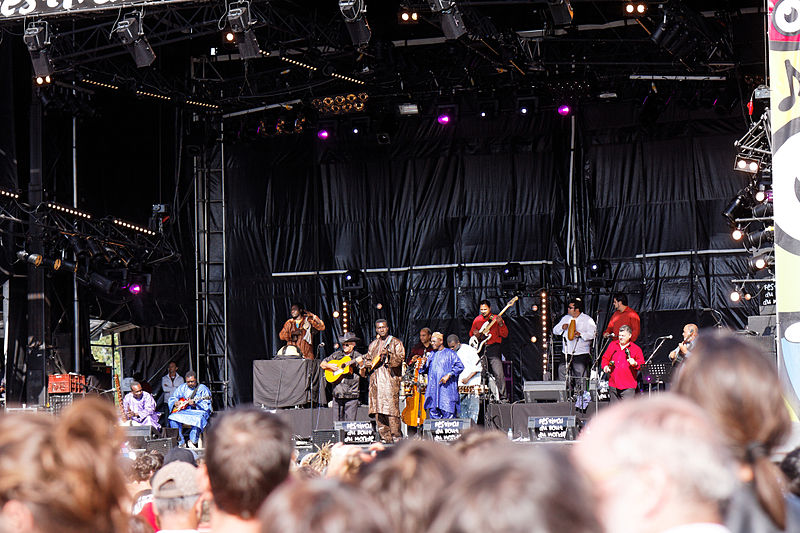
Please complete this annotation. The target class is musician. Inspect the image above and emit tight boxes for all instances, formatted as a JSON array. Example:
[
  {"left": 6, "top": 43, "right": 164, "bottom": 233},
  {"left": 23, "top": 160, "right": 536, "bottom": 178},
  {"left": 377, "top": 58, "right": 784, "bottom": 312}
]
[
  {"left": 361, "top": 319, "right": 405, "bottom": 443},
  {"left": 279, "top": 304, "right": 325, "bottom": 359},
  {"left": 602, "top": 293, "right": 641, "bottom": 342},
  {"left": 408, "top": 327, "right": 434, "bottom": 365},
  {"left": 448, "top": 334, "right": 481, "bottom": 423},
  {"left": 167, "top": 371, "right": 212, "bottom": 448},
  {"left": 122, "top": 381, "right": 161, "bottom": 430},
  {"left": 553, "top": 298, "right": 596, "bottom": 398},
  {"left": 420, "top": 332, "right": 464, "bottom": 419},
  {"left": 469, "top": 300, "right": 509, "bottom": 403},
  {"left": 320, "top": 332, "right": 363, "bottom": 422},
  {"left": 669, "top": 323, "right": 698, "bottom": 365},
  {"left": 601, "top": 325, "right": 644, "bottom": 402}
]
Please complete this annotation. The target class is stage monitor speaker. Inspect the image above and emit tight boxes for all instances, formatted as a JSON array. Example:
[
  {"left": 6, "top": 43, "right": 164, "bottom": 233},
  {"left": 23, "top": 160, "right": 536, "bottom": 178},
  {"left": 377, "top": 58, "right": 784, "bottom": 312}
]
[
  {"left": 312, "top": 430, "right": 338, "bottom": 448},
  {"left": 124, "top": 425, "right": 156, "bottom": 449},
  {"left": 145, "top": 437, "right": 176, "bottom": 454},
  {"left": 528, "top": 415, "right": 577, "bottom": 441},
  {"left": 523, "top": 381, "right": 567, "bottom": 403}
]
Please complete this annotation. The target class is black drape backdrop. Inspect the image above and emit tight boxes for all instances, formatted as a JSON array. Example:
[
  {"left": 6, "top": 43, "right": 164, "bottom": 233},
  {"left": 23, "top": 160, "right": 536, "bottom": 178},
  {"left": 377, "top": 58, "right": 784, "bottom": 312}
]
[{"left": 222, "top": 101, "right": 757, "bottom": 403}]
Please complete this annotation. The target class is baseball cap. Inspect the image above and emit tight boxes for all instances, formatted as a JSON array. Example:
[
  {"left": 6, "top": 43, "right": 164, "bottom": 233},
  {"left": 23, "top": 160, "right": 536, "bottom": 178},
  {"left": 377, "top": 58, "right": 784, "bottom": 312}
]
[{"left": 151, "top": 461, "right": 201, "bottom": 499}]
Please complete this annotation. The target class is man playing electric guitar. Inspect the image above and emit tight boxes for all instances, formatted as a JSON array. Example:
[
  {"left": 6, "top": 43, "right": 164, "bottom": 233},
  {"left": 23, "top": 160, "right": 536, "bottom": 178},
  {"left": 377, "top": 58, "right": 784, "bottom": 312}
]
[
  {"left": 469, "top": 299, "right": 510, "bottom": 403},
  {"left": 320, "top": 332, "right": 363, "bottom": 421},
  {"left": 167, "top": 371, "right": 212, "bottom": 448}
]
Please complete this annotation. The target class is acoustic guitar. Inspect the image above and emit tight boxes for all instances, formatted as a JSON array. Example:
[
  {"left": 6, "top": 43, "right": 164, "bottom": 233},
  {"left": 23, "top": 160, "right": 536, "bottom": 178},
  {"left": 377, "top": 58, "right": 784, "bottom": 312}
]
[
  {"left": 324, "top": 355, "right": 365, "bottom": 383},
  {"left": 469, "top": 296, "right": 519, "bottom": 352}
]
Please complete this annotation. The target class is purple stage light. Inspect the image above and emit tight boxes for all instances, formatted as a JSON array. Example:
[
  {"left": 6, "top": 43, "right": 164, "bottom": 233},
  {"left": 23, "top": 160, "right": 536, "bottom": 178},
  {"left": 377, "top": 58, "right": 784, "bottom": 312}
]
[
  {"left": 128, "top": 283, "right": 142, "bottom": 295},
  {"left": 437, "top": 114, "right": 450, "bottom": 125},
  {"left": 317, "top": 129, "right": 329, "bottom": 140},
  {"left": 557, "top": 104, "right": 571, "bottom": 116}
]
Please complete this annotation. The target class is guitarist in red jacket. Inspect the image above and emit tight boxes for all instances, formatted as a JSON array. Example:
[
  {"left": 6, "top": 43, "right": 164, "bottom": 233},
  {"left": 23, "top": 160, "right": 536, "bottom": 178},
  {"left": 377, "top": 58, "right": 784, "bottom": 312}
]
[{"left": 469, "top": 300, "right": 510, "bottom": 403}]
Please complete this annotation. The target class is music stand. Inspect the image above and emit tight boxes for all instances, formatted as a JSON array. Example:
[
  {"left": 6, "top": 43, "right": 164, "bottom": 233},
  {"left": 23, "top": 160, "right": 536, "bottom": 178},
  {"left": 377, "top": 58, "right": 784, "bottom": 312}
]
[{"left": 639, "top": 363, "right": 670, "bottom": 395}]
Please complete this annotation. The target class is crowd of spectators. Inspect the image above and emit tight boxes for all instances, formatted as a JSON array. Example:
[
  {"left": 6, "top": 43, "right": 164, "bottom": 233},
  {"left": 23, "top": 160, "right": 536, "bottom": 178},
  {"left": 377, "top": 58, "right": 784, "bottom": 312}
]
[{"left": 1, "top": 331, "right": 800, "bottom": 533}]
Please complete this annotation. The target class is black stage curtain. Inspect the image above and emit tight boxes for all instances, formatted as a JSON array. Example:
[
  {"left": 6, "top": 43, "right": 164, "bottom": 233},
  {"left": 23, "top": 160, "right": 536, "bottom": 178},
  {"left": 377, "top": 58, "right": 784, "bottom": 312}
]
[{"left": 223, "top": 101, "right": 753, "bottom": 403}]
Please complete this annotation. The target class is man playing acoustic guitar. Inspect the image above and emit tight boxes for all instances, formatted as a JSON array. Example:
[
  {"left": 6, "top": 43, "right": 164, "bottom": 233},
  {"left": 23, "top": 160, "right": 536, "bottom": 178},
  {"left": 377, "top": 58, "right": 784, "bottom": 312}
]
[
  {"left": 469, "top": 300, "right": 509, "bottom": 403},
  {"left": 320, "top": 332, "right": 363, "bottom": 422},
  {"left": 167, "top": 371, "right": 212, "bottom": 448}
]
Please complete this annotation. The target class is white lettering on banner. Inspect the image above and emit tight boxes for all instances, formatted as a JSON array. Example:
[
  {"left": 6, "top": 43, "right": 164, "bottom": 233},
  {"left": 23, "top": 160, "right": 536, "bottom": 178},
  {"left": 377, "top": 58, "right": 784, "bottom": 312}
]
[{"left": 1, "top": 0, "right": 36, "bottom": 18}]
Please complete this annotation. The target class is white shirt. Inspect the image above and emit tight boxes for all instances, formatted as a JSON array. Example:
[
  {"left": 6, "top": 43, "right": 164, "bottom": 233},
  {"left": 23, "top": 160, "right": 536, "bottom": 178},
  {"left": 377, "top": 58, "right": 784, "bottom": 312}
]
[
  {"left": 161, "top": 373, "right": 185, "bottom": 401},
  {"left": 456, "top": 344, "right": 482, "bottom": 386},
  {"left": 553, "top": 312, "right": 597, "bottom": 355}
]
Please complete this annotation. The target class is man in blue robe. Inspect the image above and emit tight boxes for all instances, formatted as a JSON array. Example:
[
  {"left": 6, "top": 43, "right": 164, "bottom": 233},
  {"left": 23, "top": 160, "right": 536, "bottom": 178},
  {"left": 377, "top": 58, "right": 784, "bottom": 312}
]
[
  {"left": 168, "top": 371, "right": 212, "bottom": 448},
  {"left": 421, "top": 332, "right": 464, "bottom": 419}
]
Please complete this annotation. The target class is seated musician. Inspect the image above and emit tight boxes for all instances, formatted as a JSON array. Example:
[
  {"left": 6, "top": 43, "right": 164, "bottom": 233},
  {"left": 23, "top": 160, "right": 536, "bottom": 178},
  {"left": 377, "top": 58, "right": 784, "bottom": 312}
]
[
  {"left": 320, "top": 332, "right": 363, "bottom": 422},
  {"left": 167, "top": 371, "right": 212, "bottom": 448},
  {"left": 122, "top": 380, "right": 161, "bottom": 431}
]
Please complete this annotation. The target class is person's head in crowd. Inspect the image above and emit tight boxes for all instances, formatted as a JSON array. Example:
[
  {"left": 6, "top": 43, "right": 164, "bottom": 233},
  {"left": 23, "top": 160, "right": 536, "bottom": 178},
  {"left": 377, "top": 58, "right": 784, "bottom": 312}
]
[
  {"left": 129, "top": 514, "right": 155, "bottom": 533},
  {"left": 133, "top": 451, "right": 164, "bottom": 483},
  {"left": 573, "top": 395, "right": 738, "bottom": 533},
  {"left": 674, "top": 332, "right": 792, "bottom": 529},
  {"left": 151, "top": 461, "right": 203, "bottom": 531},
  {"left": 446, "top": 334, "right": 460, "bottom": 351},
  {"left": 780, "top": 448, "right": 800, "bottom": 498},
  {"left": 259, "top": 479, "right": 389, "bottom": 533},
  {"left": 452, "top": 428, "right": 510, "bottom": 458},
  {"left": 164, "top": 447, "right": 198, "bottom": 467},
  {"left": 357, "top": 439, "right": 458, "bottom": 532},
  {"left": 427, "top": 444, "right": 601, "bottom": 533},
  {"left": 203, "top": 407, "right": 292, "bottom": 530},
  {"left": 0, "top": 397, "right": 129, "bottom": 533},
  {"left": 419, "top": 328, "right": 432, "bottom": 346}
]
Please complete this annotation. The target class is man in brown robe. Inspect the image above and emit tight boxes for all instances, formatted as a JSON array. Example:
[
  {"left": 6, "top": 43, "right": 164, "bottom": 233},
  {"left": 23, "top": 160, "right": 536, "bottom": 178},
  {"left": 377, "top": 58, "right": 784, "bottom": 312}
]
[
  {"left": 279, "top": 304, "right": 325, "bottom": 359},
  {"left": 361, "top": 318, "right": 405, "bottom": 443}
]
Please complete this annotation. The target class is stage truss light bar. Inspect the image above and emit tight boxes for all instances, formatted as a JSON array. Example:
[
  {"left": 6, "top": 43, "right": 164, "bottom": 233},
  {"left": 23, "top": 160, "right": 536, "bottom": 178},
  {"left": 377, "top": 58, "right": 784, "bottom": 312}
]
[
  {"left": 113, "top": 218, "right": 156, "bottom": 236},
  {"left": 0, "top": 189, "right": 20, "bottom": 199},
  {"left": 281, "top": 56, "right": 317, "bottom": 71},
  {"left": 46, "top": 202, "right": 92, "bottom": 219},
  {"left": 136, "top": 90, "right": 171, "bottom": 101},
  {"left": 330, "top": 72, "right": 366, "bottom": 85},
  {"left": 186, "top": 99, "right": 220, "bottom": 110},
  {"left": 82, "top": 78, "right": 120, "bottom": 90}
]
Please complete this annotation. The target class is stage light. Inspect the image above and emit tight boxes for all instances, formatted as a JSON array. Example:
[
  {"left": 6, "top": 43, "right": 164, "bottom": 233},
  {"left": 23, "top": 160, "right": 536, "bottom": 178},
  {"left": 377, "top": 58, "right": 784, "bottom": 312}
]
[
  {"left": 24, "top": 22, "right": 54, "bottom": 79},
  {"left": 624, "top": 2, "right": 646, "bottom": 16},
  {"left": 333, "top": 310, "right": 340, "bottom": 318},
  {"left": 128, "top": 283, "right": 142, "bottom": 295},
  {"left": 731, "top": 228, "right": 744, "bottom": 241},
  {"left": 749, "top": 253, "right": 773, "bottom": 271},
  {"left": 754, "top": 189, "right": 766, "bottom": 203},
  {"left": 437, "top": 113, "right": 450, "bottom": 125},
  {"left": 531, "top": 336, "right": 537, "bottom": 343},
  {"left": 557, "top": 104, "right": 571, "bottom": 116},
  {"left": 730, "top": 289, "right": 741, "bottom": 302},
  {"left": 352, "top": 127, "right": 359, "bottom": 134},
  {"left": 339, "top": 0, "right": 371, "bottom": 46},
  {"left": 520, "top": 107, "right": 528, "bottom": 115},
  {"left": 734, "top": 155, "right": 760, "bottom": 174},
  {"left": 722, "top": 194, "right": 750, "bottom": 223},
  {"left": 399, "top": 8, "right": 419, "bottom": 23},
  {"left": 47, "top": 202, "right": 92, "bottom": 219},
  {"left": 427, "top": 0, "right": 467, "bottom": 40},
  {"left": 745, "top": 227, "right": 774, "bottom": 248},
  {"left": 227, "top": 3, "right": 261, "bottom": 59},
  {"left": 480, "top": 111, "right": 487, "bottom": 117},
  {"left": 501, "top": 262, "right": 524, "bottom": 292},
  {"left": 397, "top": 103, "right": 419, "bottom": 115},
  {"left": 225, "top": 31, "right": 235, "bottom": 42},
  {"left": 17, "top": 250, "right": 42, "bottom": 267},
  {"left": 113, "top": 12, "right": 156, "bottom": 68},
  {"left": 317, "top": 129, "right": 330, "bottom": 140},
  {"left": 35, "top": 75, "right": 52, "bottom": 85},
  {"left": 342, "top": 269, "right": 364, "bottom": 292},
  {"left": 744, "top": 292, "right": 752, "bottom": 301},
  {"left": 88, "top": 272, "right": 119, "bottom": 295}
]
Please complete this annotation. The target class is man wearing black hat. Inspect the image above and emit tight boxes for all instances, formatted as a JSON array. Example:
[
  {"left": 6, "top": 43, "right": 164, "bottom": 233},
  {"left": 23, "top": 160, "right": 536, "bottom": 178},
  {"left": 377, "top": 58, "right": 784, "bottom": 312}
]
[{"left": 320, "top": 332, "right": 364, "bottom": 421}]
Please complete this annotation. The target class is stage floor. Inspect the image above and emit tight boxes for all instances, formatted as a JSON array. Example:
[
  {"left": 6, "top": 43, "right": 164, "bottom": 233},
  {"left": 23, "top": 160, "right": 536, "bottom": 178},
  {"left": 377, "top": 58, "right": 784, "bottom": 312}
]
[{"left": 263, "top": 401, "right": 609, "bottom": 440}]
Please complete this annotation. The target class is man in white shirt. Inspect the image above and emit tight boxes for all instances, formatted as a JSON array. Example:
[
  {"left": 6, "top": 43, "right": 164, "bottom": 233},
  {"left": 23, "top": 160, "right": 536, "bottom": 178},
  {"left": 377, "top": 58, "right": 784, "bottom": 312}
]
[
  {"left": 553, "top": 298, "right": 596, "bottom": 398},
  {"left": 161, "top": 361, "right": 184, "bottom": 425},
  {"left": 448, "top": 334, "right": 482, "bottom": 423}
]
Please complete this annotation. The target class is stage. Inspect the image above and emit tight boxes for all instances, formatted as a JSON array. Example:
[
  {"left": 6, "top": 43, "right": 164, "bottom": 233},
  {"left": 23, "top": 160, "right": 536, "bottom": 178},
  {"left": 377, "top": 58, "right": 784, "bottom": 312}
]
[{"left": 261, "top": 401, "right": 609, "bottom": 441}]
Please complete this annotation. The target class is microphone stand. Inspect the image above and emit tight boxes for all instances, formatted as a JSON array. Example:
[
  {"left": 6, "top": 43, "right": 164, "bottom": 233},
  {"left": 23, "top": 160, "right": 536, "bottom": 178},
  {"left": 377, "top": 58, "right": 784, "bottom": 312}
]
[
  {"left": 702, "top": 308, "right": 724, "bottom": 329},
  {"left": 644, "top": 338, "right": 670, "bottom": 364}
]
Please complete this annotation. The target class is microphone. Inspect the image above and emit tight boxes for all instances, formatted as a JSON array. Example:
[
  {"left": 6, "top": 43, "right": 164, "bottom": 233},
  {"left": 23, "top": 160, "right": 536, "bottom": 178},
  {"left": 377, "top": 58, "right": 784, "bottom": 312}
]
[
  {"left": 701, "top": 308, "right": 713, "bottom": 312},
  {"left": 318, "top": 342, "right": 325, "bottom": 347},
  {"left": 657, "top": 334, "right": 673, "bottom": 340},
  {"left": 624, "top": 348, "right": 631, "bottom": 357}
]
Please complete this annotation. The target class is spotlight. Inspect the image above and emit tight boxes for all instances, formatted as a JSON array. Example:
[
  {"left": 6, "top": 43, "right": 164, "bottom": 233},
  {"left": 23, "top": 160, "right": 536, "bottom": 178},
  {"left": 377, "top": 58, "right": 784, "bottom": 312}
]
[
  {"left": 624, "top": 2, "right": 647, "bottom": 16},
  {"left": 376, "top": 303, "right": 383, "bottom": 310},
  {"left": 754, "top": 189, "right": 767, "bottom": 203},
  {"left": 480, "top": 111, "right": 487, "bottom": 118},
  {"left": 128, "top": 283, "right": 142, "bottom": 295},
  {"left": 23, "top": 22, "right": 54, "bottom": 79},
  {"left": 500, "top": 262, "right": 524, "bottom": 292},
  {"left": 586, "top": 259, "right": 612, "bottom": 288},
  {"left": 113, "top": 12, "right": 156, "bottom": 68},
  {"left": 437, "top": 113, "right": 450, "bottom": 125},
  {"left": 342, "top": 269, "right": 364, "bottom": 292},
  {"left": 339, "top": 0, "right": 372, "bottom": 46},
  {"left": 731, "top": 228, "right": 744, "bottom": 241},
  {"left": 520, "top": 107, "right": 528, "bottom": 115},
  {"left": 333, "top": 310, "right": 340, "bottom": 318},
  {"left": 557, "top": 104, "right": 571, "bottom": 116},
  {"left": 17, "top": 250, "right": 42, "bottom": 267},
  {"left": 749, "top": 253, "right": 773, "bottom": 271},
  {"left": 721, "top": 194, "right": 750, "bottom": 223},
  {"left": 730, "top": 289, "right": 741, "bottom": 302},
  {"left": 745, "top": 227, "right": 774, "bottom": 248},
  {"left": 227, "top": 3, "right": 261, "bottom": 59},
  {"left": 399, "top": 8, "right": 419, "bottom": 23},
  {"left": 88, "top": 272, "right": 119, "bottom": 295},
  {"left": 530, "top": 336, "right": 537, "bottom": 343},
  {"left": 734, "top": 155, "right": 760, "bottom": 174},
  {"left": 225, "top": 31, "right": 235, "bottom": 42},
  {"left": 35, "top": 75, "right": 52, "bottom": 85},
  {"left": 317, "top": 129, "right": 330, "bottom": 140},
  {"left": 427, "top": 0, "right": 467, "bottom": 40}
]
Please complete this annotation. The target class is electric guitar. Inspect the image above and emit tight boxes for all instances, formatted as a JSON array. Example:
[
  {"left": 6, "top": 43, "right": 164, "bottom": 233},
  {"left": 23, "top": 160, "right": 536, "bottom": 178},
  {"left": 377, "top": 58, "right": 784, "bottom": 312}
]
[
  {"left": 170, "top": 394, "right": 211, "bottom": 414},
  {"left": 324, "top": 354, "right": 365, "bottom": 383},
  {"left": 469, "top": 296, "right": 519, "bottom": 352}
]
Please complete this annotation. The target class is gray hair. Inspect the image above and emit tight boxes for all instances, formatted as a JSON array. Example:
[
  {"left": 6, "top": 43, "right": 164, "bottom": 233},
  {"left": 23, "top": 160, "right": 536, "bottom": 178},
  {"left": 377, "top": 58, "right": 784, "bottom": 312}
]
[
  {"left": 618, "top": 325, "right": 632, "bottom": 335},
  {"left": 153, "top": 494, "right": 201, "bottom": 515}
]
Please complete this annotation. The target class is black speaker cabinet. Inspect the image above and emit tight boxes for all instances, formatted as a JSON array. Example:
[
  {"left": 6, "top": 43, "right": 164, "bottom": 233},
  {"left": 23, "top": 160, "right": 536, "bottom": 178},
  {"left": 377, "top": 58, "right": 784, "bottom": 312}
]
[{"left": 523, "top": 381, "right": 567, "bottom": 403}]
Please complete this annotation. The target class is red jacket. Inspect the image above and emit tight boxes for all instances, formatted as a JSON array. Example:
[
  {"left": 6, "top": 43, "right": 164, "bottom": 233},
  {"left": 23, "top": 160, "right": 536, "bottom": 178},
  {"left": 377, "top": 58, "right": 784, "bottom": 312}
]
[
  {"left": 601, "top": 341, "right": 644, "bottom": 390},
  {"left": 469, "top": 315, "right": 509, "bottom": 346},
  {"left": 603, "top": 307, "right": 641, "bottom": 342}
]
